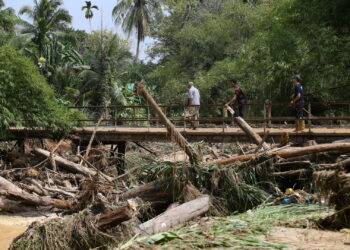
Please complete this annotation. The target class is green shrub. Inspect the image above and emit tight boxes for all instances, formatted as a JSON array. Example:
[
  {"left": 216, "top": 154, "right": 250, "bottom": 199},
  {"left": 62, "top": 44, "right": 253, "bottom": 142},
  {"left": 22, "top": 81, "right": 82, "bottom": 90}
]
[{"left": 0, "top": 45, "right": 82, "bottom": 135}]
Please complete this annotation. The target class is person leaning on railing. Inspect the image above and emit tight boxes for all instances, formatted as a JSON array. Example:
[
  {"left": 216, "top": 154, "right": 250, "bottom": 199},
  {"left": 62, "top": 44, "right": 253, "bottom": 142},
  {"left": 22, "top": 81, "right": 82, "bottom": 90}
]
[{"left": 290, "top": 75, "right": 305, "bottom": 132}]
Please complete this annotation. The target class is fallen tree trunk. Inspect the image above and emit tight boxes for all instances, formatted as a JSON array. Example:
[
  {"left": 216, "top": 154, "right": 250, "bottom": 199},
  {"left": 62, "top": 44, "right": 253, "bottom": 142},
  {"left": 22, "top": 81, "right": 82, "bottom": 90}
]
[
  {"left": 34, "top": 148, "right": 114, "bottom": 182},
  {"left": 234, "top": 116, "right": 270, "bottom": 151},
  {"left": 0, "top": 176, "right": 76, "bottom": 210},
  {"left": 0, "top": 198, "right": 34, "bottom": 213},
  {"left": 210, "top": 143, "right": 350, "bottom": 165},
  {"left": 121, "top": 180, "right": 172, "bottom": 204},
  {"left": 135, "top": 195, "right": 210, "bottom": 235},
  {"left": 135, "top": 81, "right": 200, "bottom": 165},
  {"left": 97, "top": 206, "right": 133, "bottom": 230}
]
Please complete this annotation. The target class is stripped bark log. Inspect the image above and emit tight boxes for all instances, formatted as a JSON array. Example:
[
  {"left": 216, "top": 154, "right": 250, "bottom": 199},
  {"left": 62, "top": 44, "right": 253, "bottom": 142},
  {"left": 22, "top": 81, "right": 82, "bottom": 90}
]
[
  {"left": 44, "top": 187, "right": 76, "bottom": 198},
  {"left": 135, "top": 195, "right": 210, "bottom": 235},
  {"left": 210, "top": 143, "right": 350, "bottom": 165},
  {"left": 34, "top": 148, "right": 114, "bottom": 182},
  {"left": 0, "top": 176, "right": 76, "bottom": 210},
  {"left": 234, "top": 116, "right": 270, "bottom": 151},
  {"left": 30, "top": 179, "right": 49, "bottom": 196},
  {"left": 135, "top": 81, "right": 200, "bottom": 165}
]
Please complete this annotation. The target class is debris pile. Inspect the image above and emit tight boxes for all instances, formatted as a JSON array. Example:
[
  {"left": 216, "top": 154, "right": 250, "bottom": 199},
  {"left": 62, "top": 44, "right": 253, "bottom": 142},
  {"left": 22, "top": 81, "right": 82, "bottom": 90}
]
[
  {"left": 315, "top": 157, "right": 350, "bottom": 229},
  {"left": 1, "top": 84, "right": 350, "bottom": 248}
]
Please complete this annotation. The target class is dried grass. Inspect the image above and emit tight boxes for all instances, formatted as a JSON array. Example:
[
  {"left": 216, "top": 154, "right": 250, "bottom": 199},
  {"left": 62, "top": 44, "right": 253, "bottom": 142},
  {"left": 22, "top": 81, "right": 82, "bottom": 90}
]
[{"left": 9, "top": 200, "right": 143, "bottom": 250}]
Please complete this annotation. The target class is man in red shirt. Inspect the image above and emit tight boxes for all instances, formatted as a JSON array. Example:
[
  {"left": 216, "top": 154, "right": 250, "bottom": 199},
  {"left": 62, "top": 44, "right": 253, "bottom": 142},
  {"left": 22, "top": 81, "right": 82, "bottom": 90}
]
[{"left": 225, "top": 79, "right": 246, "bottom": 118}]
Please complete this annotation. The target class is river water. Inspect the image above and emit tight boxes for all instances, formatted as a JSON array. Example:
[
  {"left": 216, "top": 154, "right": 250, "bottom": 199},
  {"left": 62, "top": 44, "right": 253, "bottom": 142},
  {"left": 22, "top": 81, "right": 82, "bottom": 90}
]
[{"left": 0, "top": 212, "right": 58, "bottom": 250}]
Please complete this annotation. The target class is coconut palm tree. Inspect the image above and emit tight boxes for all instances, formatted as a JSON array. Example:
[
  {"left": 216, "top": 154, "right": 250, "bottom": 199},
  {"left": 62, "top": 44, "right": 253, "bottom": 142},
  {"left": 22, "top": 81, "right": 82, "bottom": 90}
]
[
  {"left": 112, "top": 0, "right": 162, "bottom": 60},
  {"left": 81, "top": 1, "right": 99, "bottom": 32},
  {"left": 19, "top": 0, "right": 72, "bottom": 56}
]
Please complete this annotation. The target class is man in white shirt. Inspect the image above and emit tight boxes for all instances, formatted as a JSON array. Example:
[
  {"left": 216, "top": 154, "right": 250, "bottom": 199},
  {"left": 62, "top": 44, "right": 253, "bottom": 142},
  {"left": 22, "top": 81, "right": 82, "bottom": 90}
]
[{"left": 186, "top": 82, "right": 200, "bottom": 129}]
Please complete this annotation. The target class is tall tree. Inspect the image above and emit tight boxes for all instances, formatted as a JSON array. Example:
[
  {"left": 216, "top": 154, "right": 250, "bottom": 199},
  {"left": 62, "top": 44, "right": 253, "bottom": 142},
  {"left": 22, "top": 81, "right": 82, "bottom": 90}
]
[
  {"left": 19, "top": 0, "right": 72, "bottom": 56},
  {"left": 0, "top": 0, "right": 16, "bottom": 33},
  {"left": 81, "top": 1, "right": 99, "bottom": 32},
  {"left": 112, "top": 0, "right": 161, "bottom": 60},
  {"left": 79, "top": 30, "right": 131, "bottom": 106}
]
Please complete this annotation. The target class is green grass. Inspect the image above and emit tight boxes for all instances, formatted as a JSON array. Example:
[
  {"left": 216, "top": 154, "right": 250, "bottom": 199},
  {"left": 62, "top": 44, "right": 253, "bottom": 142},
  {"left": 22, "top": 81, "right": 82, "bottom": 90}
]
[{"left": 125, "top": 204, "right": 331, "bottom": 249}]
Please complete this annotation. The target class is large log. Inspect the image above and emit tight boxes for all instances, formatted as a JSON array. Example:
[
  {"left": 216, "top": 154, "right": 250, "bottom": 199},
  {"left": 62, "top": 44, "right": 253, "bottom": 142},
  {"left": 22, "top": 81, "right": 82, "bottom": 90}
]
[
  {"left": 121, "top": 180, "right": 172, "bottom": 204},
  {"left": 0, "top": 198, "right": 34, "bottom": 213},
  {"left": 210, "top": 143, "right": 350, "bottom": 165},
  {"left": 0, "top": 176, "right": 75, "bottom": 210},
  {"left": 97, "top": 206, "right": 132, "bottom": 230},
  {"left": 234, "top": 117, "right": 270, "bottom": 151},
  {"left": 135, "top": 195, "right": 210, "bottom": 235},
  {"left": 34, "top": 148, "right": 114, "bottom": 182}
]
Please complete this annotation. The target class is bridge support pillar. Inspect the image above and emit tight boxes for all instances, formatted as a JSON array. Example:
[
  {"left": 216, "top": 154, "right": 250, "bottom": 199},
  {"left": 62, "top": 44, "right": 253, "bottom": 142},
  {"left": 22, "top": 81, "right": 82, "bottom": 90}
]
[
  {"left": 18, "top": 139, "right": 29, "bottom": 153},
  {"left": 116, "top": 141, "right": 126, "bottom": 175}
]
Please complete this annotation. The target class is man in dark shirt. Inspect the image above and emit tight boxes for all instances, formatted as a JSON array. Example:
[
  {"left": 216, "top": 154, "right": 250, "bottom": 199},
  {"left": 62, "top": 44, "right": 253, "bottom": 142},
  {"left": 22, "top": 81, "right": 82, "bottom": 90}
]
[
  {"left": 225, "top": 79, "right": 246, "bottom": 118},
  {"left": 290, "top": 75, "right": 305, "bottom": 132}
]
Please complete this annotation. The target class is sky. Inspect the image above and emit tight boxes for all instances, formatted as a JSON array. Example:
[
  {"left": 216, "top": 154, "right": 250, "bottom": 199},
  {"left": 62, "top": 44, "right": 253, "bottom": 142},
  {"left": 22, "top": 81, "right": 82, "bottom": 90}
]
[{"left": 4, "top": 0, "right": 152, "bottom": 60}]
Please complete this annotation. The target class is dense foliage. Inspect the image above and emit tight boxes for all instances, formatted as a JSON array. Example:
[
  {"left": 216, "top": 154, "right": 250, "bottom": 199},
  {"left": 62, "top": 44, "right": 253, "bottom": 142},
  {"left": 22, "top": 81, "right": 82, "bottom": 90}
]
[
  {"left": 0, "top": 0, "right": 349, "bottom": 128},
  {"left": 0, "top": 46, "right": 80, "bottom": 132},
  {"left": 146, "top": 0, "right": 350, "bottom": 116}
]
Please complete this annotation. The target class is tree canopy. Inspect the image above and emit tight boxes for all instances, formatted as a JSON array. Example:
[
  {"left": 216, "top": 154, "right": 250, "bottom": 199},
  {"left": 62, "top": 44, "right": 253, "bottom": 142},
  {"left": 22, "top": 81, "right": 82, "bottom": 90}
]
[
  {"left": 0, "top": 46, "right": 80, "bottom": 133},
  {"left": 0, "top": 0, "right": 349, "bottom": 129}
]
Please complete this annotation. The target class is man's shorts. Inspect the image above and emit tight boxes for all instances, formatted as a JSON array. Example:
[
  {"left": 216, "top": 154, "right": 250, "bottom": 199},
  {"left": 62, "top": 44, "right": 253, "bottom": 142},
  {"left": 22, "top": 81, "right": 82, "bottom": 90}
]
[
  {"left": 184, "top": 106, "right": 200, "bottom": 117},
  {"left": 295, "top": 103, "right": 304, "bottom": 120}
]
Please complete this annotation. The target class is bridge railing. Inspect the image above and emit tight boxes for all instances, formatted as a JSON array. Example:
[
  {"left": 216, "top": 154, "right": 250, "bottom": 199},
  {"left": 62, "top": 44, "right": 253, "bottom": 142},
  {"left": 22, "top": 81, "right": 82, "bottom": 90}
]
[{"left": 69, "top": 101, "right": 350, "bottom": 128}]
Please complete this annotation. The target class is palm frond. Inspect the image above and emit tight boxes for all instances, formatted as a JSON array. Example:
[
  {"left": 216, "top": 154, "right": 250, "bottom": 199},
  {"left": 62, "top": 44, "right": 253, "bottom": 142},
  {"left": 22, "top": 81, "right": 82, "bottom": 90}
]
[{"left": 19, "top": 5, "right": 34, "bottom": 17}]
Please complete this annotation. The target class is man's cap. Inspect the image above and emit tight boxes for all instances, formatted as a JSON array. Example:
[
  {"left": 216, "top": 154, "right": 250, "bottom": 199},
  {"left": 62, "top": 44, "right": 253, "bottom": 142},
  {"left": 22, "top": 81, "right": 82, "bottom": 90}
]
[
  {"left": 188, "top": 81, "right": 194, "bottom": 85},
  {"left": 230, "top": 79, "right": 237, "bottom": 83},
  {"left": 292, "top": 75, "right": 302, "bottom": 81}
]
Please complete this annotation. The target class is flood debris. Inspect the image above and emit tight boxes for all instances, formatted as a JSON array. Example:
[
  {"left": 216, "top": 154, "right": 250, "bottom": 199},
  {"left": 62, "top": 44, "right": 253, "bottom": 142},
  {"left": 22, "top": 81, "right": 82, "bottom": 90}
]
[
  {"left": 1, "top": 100, "right": 350, "bottom": 248},
  {"left": 10, "top": 200, "right": 140, "bottom": 250},
  {"left": 1, "top": 133, "right": 350, "bottom": 249}
]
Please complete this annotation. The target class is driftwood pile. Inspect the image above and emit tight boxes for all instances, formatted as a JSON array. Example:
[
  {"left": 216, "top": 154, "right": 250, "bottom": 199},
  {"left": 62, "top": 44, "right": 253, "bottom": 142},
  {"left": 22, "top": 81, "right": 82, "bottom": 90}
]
[{"left": 0, "top": 139, "right": 211, "bottom": 249}]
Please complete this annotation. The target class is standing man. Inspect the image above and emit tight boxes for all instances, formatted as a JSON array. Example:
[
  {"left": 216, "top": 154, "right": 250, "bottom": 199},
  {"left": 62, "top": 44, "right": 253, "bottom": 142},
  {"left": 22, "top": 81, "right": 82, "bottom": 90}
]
[
  {"left": 186, "top": 82, "right": 200, "bottom": 129},
  {"left": 225, "top": 79, "right": 246, "bottom": 118},
  {"left": 290, "top": 75, "right": 305, "bottom": 132}
]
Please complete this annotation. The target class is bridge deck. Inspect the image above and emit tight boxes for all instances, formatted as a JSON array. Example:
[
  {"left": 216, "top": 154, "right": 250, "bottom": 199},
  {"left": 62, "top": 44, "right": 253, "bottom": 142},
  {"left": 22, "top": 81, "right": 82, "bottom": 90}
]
[{"left": 71, "top": 126, "right": 350, "bottom": 144}]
